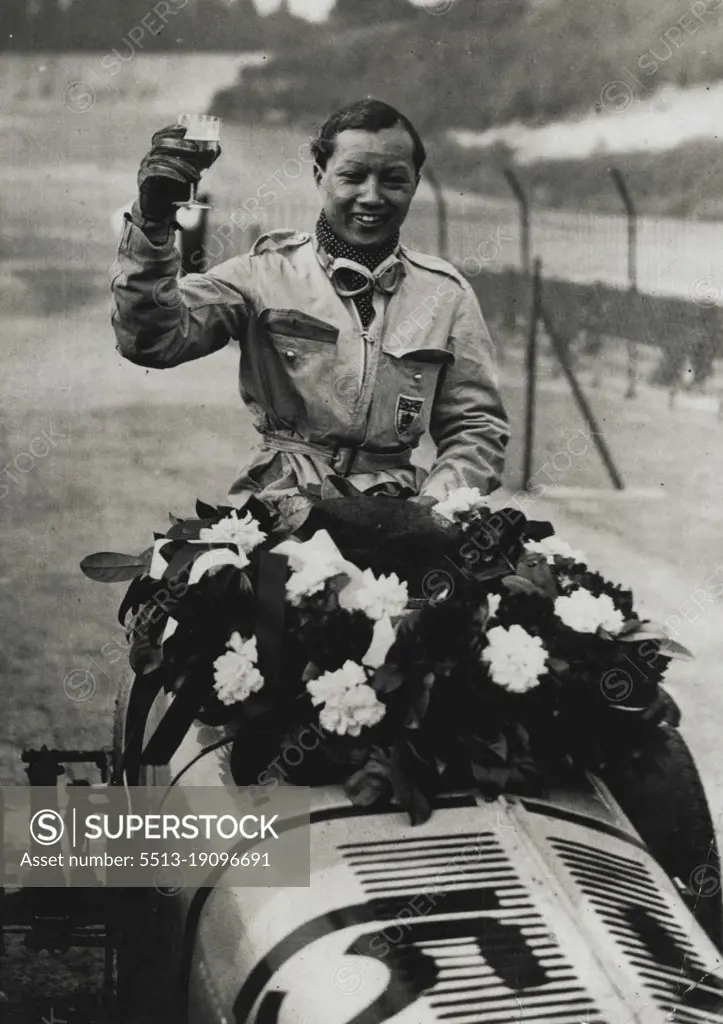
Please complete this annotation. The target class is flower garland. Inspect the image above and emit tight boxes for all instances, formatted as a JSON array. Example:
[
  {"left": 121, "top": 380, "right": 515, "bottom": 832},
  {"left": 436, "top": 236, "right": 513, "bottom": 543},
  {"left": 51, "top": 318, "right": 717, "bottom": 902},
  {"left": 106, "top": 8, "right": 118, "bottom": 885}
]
[{"left": 81, "top": 489, "right": 691, "bottom": 824}]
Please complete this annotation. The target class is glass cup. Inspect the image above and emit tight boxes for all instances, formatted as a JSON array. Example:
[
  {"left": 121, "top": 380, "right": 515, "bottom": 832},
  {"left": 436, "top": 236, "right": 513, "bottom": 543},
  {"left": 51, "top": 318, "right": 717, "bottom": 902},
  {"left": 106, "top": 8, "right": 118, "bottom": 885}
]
[{"left": 173, "top": 113, "right": 221, "bottom": 211}]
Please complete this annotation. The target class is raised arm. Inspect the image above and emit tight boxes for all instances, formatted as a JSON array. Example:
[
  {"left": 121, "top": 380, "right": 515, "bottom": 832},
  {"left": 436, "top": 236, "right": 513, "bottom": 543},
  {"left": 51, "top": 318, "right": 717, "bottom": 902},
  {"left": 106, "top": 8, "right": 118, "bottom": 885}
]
[
  {"left": 111, "top": 125, "right": 249, "bottom": 369},
  {"left": 420, "top": 281, "right": 509, "bottom": 501},
  {"left": 111, "top": 206, "right": 250, "bottom": 368}
]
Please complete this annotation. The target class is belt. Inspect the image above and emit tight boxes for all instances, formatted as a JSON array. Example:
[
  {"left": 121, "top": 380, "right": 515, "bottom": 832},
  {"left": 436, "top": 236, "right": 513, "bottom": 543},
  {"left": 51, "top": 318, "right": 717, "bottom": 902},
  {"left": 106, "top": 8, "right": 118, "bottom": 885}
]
[{"left": 261, "top": 431, "right": 413, "bottom": 477}]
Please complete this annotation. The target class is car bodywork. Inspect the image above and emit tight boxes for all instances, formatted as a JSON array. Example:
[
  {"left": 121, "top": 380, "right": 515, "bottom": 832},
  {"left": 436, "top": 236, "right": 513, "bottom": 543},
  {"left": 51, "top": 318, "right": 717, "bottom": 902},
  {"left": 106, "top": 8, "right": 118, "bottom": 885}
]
[{"left": 128, "top": 692, "right": 723, "bottom": 1024}]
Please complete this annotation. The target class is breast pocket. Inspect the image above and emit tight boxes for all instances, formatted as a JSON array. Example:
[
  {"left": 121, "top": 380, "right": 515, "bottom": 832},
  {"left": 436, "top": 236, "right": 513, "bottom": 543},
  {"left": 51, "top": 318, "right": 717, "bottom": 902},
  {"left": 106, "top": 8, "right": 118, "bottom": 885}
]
[
  {"left": 378, "top": 344, "right": 453, "bottom": 446},
  {"left": 256, "top": 308, "right": 340, "bottom": 432}
]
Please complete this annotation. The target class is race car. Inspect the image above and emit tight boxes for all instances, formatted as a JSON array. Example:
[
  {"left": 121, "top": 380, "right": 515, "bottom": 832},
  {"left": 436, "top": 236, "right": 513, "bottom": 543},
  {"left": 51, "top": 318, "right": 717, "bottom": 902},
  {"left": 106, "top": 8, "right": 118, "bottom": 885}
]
[{"left": 110, "top": 674, "right": 723, "bottom": 1024}]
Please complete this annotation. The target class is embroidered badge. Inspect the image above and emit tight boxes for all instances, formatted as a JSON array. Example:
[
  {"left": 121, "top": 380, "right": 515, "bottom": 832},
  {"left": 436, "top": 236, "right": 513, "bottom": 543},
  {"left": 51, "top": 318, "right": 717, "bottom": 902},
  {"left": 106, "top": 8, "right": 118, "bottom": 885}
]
[{"left": 395, "top": 394, "right": 425, "bottom": 438}]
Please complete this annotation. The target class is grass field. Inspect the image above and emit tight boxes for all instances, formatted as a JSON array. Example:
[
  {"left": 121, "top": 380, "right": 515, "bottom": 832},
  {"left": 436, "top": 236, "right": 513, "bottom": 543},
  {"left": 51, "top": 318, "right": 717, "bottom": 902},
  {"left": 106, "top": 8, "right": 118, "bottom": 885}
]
[{"left": 2, "top": 55, "right": 723, "bottom": 1008}]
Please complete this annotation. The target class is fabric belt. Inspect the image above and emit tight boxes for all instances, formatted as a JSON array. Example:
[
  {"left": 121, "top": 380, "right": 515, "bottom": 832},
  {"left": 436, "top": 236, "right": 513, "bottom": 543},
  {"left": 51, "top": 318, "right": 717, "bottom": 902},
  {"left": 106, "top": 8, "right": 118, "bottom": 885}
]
[{"left": 261, "top": 431, "right": 413, "bottom": 477}]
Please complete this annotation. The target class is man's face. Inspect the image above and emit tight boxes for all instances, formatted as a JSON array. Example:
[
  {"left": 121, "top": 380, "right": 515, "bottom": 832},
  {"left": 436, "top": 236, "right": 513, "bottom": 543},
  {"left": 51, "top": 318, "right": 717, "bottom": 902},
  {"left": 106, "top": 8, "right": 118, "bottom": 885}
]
[{"left": 314, "top": 126, "right": 419, "bottom": 249}]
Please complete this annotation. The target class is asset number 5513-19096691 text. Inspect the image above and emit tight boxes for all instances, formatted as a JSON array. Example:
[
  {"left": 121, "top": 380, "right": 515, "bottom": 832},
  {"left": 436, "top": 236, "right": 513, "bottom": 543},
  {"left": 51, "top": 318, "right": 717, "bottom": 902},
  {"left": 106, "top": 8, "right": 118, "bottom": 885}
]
[{"left": 139, "top": 851, "right": 270, "bottom": 868}]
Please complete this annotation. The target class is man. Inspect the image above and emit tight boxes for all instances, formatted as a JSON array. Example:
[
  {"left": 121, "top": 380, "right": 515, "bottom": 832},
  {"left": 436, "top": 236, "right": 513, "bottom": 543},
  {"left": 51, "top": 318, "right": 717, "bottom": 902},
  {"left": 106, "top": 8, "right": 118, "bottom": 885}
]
[{"left": 112, "top": 99, "right": 508, "bottom": 506}]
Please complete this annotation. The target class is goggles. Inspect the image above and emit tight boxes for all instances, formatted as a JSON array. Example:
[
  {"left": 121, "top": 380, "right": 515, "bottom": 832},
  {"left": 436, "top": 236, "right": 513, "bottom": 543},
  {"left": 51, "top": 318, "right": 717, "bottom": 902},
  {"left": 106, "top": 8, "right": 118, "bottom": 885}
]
[{"left": 328, "top": 254, "right": 405, "bottom": 299}]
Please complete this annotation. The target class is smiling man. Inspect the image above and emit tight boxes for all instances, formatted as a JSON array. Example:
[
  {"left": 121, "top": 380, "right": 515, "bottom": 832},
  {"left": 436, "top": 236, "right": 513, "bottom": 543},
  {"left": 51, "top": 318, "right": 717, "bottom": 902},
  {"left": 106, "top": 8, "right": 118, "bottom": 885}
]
[{"left": 112, "top": 99, "right": 508, "bottom": 505}]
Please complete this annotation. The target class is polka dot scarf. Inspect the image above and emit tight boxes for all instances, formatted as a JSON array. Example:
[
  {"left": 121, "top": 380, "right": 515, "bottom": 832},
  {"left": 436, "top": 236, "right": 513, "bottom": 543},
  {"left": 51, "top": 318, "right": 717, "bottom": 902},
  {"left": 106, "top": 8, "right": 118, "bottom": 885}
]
[{"left": 316, "top": 211, "right": 400, "bottom": 328}]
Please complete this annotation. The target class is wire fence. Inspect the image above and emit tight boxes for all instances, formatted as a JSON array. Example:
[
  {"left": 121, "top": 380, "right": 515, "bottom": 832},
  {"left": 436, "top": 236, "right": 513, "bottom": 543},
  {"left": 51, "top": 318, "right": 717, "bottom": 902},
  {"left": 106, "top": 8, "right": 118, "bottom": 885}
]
[{"left": 196, "top": 160, "right": 723, "bottom": 399}]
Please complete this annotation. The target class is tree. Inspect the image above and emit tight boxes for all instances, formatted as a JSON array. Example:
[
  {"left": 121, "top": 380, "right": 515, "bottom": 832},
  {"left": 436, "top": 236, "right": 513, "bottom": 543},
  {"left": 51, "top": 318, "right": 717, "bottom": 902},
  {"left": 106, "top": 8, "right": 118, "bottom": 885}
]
[
  {"left": 331, "top": 0, "right": 420, "bottom": 25},
  {"left": 0, "top": 0, "right": 31, "bottom": 50}
]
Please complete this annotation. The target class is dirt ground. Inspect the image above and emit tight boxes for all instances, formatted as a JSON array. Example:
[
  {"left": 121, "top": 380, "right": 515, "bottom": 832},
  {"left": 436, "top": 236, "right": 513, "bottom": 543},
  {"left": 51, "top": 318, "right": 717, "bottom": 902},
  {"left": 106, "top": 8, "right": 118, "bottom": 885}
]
[{"left": 2, "top": 76, "right": 723, "bottom": 1010}]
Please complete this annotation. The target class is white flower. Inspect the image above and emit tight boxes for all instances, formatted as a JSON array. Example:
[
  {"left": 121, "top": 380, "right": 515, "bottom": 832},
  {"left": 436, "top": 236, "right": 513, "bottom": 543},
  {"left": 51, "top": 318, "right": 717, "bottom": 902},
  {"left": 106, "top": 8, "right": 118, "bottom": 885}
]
[
  {"left": 554, "top": 590, "right": 625, "bottom": 634},
  {"left": 286, "top": 559, "right": 346, "bottom": 604},
  {"left": 339, "top": 568, "right": 408, "bottom": 621},
  {"left": 306, "top": 660, "right": 385, "bottom": 737},
  {"left": 362, "top": 615, "right": 397, "bottom": 668},
  {"left": 272, "top": 530, "right": 362, "bottom": 606},
  {"left": 433, "top": 486, "right": 488, "bottom": 522},
  {"left": 306, "top": 659, "right": 367, "bottom": 705},
  {"left": 198, "top": 511, "right": 266, "bottom": 554},
  {"left": 187, "top": 547, "right": 249, "bottom": 586},
  {"left": 524, "top": 536, "right": 586, "bottom": 564},
  {"left": 482, "top": 624, "right": 547, "bottom": 693},
  {"left": 486, "top": 593, "right": 501, "bottom": 621},
  {"left": 213, "top": 633, "right": 264, "bottom": 705}
]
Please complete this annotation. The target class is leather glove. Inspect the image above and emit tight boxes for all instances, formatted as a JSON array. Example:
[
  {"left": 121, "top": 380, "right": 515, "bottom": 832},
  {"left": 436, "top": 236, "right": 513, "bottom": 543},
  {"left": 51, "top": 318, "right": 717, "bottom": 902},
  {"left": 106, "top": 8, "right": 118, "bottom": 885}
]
[{"left": 137, "top": 124, "right": 221, "bottom": 224}]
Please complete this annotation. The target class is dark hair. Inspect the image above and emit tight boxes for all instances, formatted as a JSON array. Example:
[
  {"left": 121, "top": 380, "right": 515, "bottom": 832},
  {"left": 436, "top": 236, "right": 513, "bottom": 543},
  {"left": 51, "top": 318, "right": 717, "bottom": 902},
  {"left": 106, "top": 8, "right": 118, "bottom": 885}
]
[{"left": 310, "top": 98, "right": 427, "bottom": 174}]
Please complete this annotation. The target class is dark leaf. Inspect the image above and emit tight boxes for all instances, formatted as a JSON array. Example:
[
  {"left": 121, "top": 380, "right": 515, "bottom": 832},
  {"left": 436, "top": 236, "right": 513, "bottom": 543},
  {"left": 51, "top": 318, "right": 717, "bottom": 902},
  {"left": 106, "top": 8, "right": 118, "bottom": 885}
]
[
  {"left": 516, "top": 553, "right": 558, "bottom": 598},
  {"left": 195, "top": 499, "right": 219, "bottom": 519},
  {"left": 656, "top": 638, "right": 694, "bottom": 661},
  {"left": 616, "top": 618, "right": 645, "bottom": 638},
  {"left": 80, "top": 552, "right": 149, "bottom": 583},
  {"left": 391, "top": 740, "right": 433, "bottom": 825},
  {"left": 162, "top": 542, "right": 206, "bottom": 586},
  {"left": 345, "top": 755, "right": 392, "bottom": 807},
  {"left": 277, "top": 494, "right": 314, "bottom": 534},
  {"left": 371, "top": 663, "right": 406, "bottom": 695},
  {"left": 502, "top": 574, "right": 543, "bottom": 597},
  {"left": 168, "top": 512, "right": 184, "bottom": 526},
  {"left": 617, "top": 621, "right": 679, "bottom": 644},
  {"left": 547, "top": 658, "right": 570, "bottom": 676},
  {"left": 472, "top": 762, "right": 510, "bottom": 789},
  {"left": 326, "top": 572, "right": 353, "bottom": 598},
  {"left": 472, "top": 557, "right": 515, "bottom": 582},
  {"left": 488, "top": 734, "right": 509, "bottom": 762},
  {"left": 166, "top": 518, "right": 215, "bottom": 541},
  {"left": 117, "top": 576, "right": 151, "bottom": 626},
  {"left": 320, "top": 475, "right": 364, "bottom": 499},
  {"left": 129, "top": 634, "right": 163, "bottom": 676},
  {"left": 405, "top": 675, "right": 434, "bottom": 729},
  {"left": 524, "top": 519, "right": 555, "bottom": 542}
]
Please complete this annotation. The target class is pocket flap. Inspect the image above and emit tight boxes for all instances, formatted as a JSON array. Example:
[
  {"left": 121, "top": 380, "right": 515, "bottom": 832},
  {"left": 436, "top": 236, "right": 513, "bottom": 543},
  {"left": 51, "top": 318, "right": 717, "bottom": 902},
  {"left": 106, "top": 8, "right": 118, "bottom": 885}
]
[
  {"left": 261, "top": 308, "right": 339, "bottom": 344},
  {"left": 384, "top": 341, "right": 453, "bottom": 364}
]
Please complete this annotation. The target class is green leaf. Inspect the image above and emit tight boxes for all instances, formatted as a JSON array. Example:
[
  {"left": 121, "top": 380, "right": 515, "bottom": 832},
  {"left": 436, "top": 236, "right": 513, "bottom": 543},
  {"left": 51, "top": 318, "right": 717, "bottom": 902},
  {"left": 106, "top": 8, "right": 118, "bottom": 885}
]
[
  {"left": 277, "top": 493, "right": 314, "bottom": 534},
  {"left": 488, "top": 734, "right": 509, "bottom": 762},
  {"left": 371, "top": 663, "right": 406, "bottom": 695},
  {"left": 502, "top": 574, "right": 542, "bottom": 597},
  {"left": 117, "top": 576, "right": 150, "bottom": 626},
  {"left": 80, "top": 552, "right": 149, "bottom": 583},
  {"left": 129, "top": 634, "right": 163, "bottom": 676},
  {"left": 345, "top": 757, "right": 392, "bottom": 807},
  {"left": 390, "top": 741, "right": 432, "bottom": 826},
  {"left": 547, "top": 658, "right": 570, "bottom": 675},
  {"left": 516, "top": 553, "right": 558, "bottom": 598},
  {"left": 196, "top": 499, "right": 219, "bottom": 519},
  {"left": 656, "top": 638, "right": 695, "bottom": 661},
  {"left": 166, "top": 518, "right": 215, "bottom": 541},
  {"left": 616, "top": 620, "right": 674, "bottom": 643},
  {"left": 472, "top": 763, "right": 511, "bottom": 789}
]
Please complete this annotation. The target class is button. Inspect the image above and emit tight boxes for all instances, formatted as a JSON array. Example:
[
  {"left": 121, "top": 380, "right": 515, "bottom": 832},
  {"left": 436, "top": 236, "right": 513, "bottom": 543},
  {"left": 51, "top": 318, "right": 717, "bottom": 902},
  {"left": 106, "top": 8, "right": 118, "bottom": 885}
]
[
  {"left": 413, "top": 372, "right": 423, "bottom": 383},
  {"left": 294, "top": 232, "right": 308, "bottom": 243},
  {"left": 284, "top": 349, "right": 296, "bottom": 361}
]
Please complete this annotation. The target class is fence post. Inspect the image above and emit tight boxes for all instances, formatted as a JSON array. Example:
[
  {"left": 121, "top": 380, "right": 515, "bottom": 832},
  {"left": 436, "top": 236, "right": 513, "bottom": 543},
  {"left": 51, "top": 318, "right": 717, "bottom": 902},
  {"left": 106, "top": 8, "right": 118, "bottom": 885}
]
[
  {"left": 522, "top": 259, "right": 541, "bottom": 491},
  {"left": 539, "top": 288, "right": 625, "bottom": 491},
  {"left": 504, "top": 167, "right": 531, "bottom": 275},
  {"left": 425, "top": 167, "right": 449, "bottom": 262},
  {"left": 610, "top": 168, "right": 639, "bottom": 398}
]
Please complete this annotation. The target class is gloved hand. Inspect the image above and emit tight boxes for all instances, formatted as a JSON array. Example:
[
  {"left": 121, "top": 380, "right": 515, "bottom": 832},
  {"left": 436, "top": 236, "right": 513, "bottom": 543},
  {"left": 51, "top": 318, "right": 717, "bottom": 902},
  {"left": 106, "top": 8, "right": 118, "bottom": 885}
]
[{"left": 137, "top": 124, "right": 221, "bottom": 224}]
